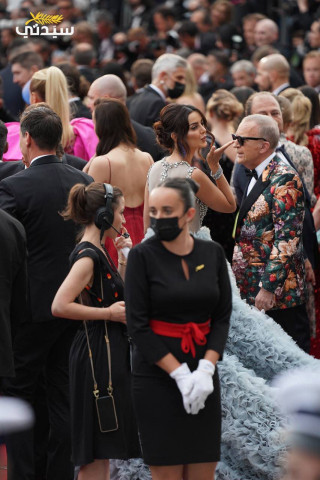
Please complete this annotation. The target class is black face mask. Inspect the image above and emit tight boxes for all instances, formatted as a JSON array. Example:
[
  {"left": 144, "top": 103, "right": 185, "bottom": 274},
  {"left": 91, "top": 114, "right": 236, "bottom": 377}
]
[
  {"left": 167, "top": 81, "right": 185, "bottom": 99},
  {"left": 150, "top": 216, "right": 183, "bottom": 241}
]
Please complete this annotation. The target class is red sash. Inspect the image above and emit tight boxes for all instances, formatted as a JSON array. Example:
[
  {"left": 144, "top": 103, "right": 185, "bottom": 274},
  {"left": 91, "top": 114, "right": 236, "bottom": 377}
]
[{"left": 150, "top": 319, "right": 211, "bottom": 358}]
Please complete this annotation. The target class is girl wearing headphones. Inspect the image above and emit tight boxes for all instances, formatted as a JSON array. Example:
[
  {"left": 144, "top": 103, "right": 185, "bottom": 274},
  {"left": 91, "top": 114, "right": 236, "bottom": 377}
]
[{"left": 52, "top": 182, "right": 140, "bottom": 480}]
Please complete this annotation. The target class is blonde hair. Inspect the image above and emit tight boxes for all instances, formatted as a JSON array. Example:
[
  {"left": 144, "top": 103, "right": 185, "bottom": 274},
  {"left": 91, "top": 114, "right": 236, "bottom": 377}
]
[
  {"left": 280, "top": 88, "right": 311, "bottom": 145},
  {"left": 180, "top": 63, "right": 197, "bottom": 96},
  {"left": 207, "top": 89, "right": 243, "bottom": 122},
  {"left": 279, "top": 87, "right": 303, "bottom": 103},
  {"left": 30, "top": 66, "right": 74, "bottom": 149}
]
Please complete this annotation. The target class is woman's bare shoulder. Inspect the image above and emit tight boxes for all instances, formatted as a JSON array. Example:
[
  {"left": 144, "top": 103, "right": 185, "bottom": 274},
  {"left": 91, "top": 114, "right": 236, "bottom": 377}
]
[{"left": 90, "top": 154, "right": 110, "bottom": 165}]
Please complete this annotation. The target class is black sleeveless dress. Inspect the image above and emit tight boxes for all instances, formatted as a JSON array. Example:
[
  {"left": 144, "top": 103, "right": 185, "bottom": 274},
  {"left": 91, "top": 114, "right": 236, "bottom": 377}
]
[{"left": 68, "top": 242, "right": 140, "bottom": 466}]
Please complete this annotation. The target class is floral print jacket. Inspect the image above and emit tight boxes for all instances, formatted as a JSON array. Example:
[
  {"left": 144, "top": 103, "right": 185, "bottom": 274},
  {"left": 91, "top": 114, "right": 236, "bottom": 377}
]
[{"left": 232, "top": 156, "right": 306, "bottom": 310}]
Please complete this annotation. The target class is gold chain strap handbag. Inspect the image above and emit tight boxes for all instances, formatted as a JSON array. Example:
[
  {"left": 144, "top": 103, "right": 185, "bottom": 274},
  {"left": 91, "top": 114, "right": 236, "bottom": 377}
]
[{"left": 78, "top": 258, "right": 119, "bottom": 433}]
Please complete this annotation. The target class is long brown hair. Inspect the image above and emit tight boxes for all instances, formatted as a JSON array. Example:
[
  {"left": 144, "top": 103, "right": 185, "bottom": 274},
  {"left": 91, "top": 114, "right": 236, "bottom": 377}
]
[{"left": 94, "top": 98, "right": 137, "bottom": 156}]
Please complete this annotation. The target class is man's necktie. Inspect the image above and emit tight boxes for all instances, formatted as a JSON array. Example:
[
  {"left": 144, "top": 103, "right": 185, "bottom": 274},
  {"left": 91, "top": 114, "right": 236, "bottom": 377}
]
[{"left": 245, "top": 168, "right": 258, "bottom": 180}]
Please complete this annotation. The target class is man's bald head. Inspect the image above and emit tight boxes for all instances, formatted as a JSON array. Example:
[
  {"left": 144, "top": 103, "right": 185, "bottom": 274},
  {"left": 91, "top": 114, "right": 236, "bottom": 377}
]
[
  {"left": 254, "top": 19, "right": 279, "bottom": 47},
  {"left": 87, "top": 74, "right": 127, "bottom": 111},
  {"left": 259, "top": 54, "right": 289, "bottom": 77},
  {"left": 256, "top": 54, "right": 289, "bottom": 92}
]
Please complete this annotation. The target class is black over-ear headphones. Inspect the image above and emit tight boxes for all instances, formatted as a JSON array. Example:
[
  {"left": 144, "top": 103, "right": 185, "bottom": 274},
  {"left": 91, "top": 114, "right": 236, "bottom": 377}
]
[{"left": 94, "top": 183, "right": 114, "bottom": 230}]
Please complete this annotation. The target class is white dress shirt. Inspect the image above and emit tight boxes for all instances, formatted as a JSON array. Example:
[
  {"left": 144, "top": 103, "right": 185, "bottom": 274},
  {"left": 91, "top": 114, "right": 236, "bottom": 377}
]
[
  {"left": 149, "top": 84, "right": 166, "bottom": 102},
  {"left": 246, "top": 152, "right": 276, "bottom": 195}
]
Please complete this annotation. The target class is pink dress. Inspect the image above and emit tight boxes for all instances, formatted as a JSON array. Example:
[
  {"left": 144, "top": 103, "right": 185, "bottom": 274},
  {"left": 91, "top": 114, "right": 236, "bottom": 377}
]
[{"left": 3, "top": 118, "right": 98, "bottom": 162}]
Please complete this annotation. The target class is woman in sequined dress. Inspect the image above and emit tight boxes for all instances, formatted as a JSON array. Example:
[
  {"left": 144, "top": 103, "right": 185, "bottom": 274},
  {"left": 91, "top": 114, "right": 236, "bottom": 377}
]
[{"left": 144, "top": 104, "right": 237, "bottom": 230}]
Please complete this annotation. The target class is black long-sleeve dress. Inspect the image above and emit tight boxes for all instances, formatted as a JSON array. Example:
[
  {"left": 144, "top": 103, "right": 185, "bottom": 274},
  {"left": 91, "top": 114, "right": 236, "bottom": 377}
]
[
  {"left": 125, "top": 236, "right": 231, "bottom": 466},
  {"left": 68, "top": 242, "right": 140, "bottom": 466}
]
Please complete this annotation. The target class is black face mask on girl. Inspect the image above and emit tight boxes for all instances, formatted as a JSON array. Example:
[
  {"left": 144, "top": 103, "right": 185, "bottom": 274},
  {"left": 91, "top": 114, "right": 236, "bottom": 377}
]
[{"left": 150, "top": 216, "right": 184, "bottom": 241}]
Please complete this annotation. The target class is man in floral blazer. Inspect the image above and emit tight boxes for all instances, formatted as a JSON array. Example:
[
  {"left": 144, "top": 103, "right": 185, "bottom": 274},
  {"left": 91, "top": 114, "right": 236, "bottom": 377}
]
[{"left": 232, "top": 114, "right": 309, "bottom": 352}]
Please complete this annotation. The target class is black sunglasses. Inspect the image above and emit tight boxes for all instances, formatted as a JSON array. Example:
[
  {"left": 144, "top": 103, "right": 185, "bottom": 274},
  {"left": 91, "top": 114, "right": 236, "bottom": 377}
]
[{"left": 232, "top": 134, "right": 267, "bottom": 146}]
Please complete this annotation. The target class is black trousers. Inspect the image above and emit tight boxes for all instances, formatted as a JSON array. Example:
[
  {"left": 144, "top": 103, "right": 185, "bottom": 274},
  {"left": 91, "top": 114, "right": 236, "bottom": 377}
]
[
  {"left": 268, "top": 304, "right": 310, "bottom": 353},
  {"left": 2, "top": 319, "right": 77, "bottom": 480}
]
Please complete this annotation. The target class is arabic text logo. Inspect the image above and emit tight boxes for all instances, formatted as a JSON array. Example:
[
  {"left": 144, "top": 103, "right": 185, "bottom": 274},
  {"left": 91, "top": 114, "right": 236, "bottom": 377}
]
[{"left": 16, "top": 11, "right": 74, "bottom": 38}]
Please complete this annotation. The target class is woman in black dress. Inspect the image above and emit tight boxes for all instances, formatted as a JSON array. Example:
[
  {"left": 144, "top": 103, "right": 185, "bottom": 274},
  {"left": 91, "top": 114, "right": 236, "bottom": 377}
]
[
  {"left": 125, "top": 178, "right": 231, "bottom": 480},
  {"left": 52, "top": 182, "right": 140, "bottom": 480}
]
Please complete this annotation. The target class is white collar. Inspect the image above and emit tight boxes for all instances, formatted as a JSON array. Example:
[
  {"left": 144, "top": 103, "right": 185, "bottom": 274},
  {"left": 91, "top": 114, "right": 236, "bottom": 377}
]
[
  {"left": 149, "top": 84, "right": 166, "bottom": 101},
  {"left": 255, "top": 151, "right": 276, "bottom": 177},
  {"left": 273, "top": 82, "right": 290, "bottom": 95},
  {"left": 246, "top": 152, "right": 276, "bottom": 196},
  {"left": 68, "top": 97, "right": 80, "bottom": 103}
]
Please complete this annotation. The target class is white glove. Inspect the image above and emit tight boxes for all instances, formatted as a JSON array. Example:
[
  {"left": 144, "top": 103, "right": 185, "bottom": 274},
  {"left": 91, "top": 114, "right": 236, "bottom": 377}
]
[
  {"left": 188, "top": 359, "right": 215, "bottom": 415},
  {"left": 170, "top": 363, "right": 194, "bottom": 414}
]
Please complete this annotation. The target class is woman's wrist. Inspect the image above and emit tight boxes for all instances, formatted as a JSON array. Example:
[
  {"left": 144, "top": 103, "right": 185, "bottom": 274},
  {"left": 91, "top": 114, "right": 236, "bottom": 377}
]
[
  {"left": 210, "top": 165, "right": 223, "bottom": 181},
  {"left": 105, "top": 306, "right": 112, "bottom": 321}
]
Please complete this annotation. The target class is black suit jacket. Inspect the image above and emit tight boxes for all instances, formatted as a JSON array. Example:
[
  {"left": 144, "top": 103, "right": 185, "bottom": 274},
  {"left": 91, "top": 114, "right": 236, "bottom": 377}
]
[
  {"left": 0, "top": 209, "right": 27, "bottom": 377},
  {"left": 0, "top": 155, "right": 93, "bottom": 323},
  {"left": 0, "top": 64, "right": 25, "bottom": 118},
  {"left": 128, "top": 85, "right": 166, "bottom": 127},
  {"left": 0, "top": 155, "right": 86, "bottom": 182},
  {"left": 70, "top": 99, "right": 92, "bottom": 120},
  {"left": 131, "top": 119, "right": 164, "bottom": 161},
  {"left": 0, "top": 161, "right": 24, "bottom": 181}
]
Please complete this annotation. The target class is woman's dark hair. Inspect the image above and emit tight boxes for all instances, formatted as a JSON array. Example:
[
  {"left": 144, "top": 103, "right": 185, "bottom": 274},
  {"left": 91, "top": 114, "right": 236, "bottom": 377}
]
[
  {"left": 61, "top": 182, "right": 123, "bottom": 225},
  {"left": 298, "top": 85, "right": 320, "bottom": 130},
  {"left": 154, "top": 103, "right": 214, "bottom": 160},
  {"left": 94, "top": 98, "right": 137, "bottom": 156},
  {"left": 231, "top": 86, "right": 255, "bottom": 108},
  {"left": 58, "top": 63, "right": 90, "bottom": 99},
  {"left": 159, "top": 177, "right": 199, "bottom": 211}
]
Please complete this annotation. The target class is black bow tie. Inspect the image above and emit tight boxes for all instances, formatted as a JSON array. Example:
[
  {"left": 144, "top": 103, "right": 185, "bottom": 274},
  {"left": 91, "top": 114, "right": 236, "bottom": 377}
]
[{"left": 245, "top": 168, "right": 258, "bottom": 180}]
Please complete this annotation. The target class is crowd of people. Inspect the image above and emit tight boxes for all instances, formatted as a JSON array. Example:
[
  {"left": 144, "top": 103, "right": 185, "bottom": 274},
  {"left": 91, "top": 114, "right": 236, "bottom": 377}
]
[{"left": 0, "top": 0, "right": 320, "bottom": 479}]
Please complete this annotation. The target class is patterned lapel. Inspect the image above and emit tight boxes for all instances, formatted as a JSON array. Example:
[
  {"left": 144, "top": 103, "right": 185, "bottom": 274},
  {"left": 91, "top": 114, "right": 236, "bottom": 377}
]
[{"left": 236, "top": 156, "right": 279, "bottom": 229}]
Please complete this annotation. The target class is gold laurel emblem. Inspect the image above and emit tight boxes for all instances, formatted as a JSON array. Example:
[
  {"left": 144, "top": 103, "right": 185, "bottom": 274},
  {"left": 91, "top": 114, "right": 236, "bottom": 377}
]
[
  {"left": 25, "top": 12, "right": 64, "bottom": 25},
  {"left": 195, "top": 264, "right": 205, "bottom": 272}
]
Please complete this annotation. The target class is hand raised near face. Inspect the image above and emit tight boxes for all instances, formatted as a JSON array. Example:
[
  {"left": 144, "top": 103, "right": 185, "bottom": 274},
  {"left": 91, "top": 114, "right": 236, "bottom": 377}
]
[{"left": 206, "top": 140, "right": 234, "bottom": 174}]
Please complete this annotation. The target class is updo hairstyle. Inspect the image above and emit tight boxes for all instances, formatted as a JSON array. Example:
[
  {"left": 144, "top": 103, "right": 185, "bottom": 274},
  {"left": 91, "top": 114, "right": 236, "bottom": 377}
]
[
  {"left": 206, "top": 89, "right": 243, "bottom": 122},
  {"left": 154, "top": 103, "right": 214, "bottom": 159},
  {"left": 62, "top": 182, "right": 123, "bottom": 225},
  {"left": 159, "top": 177, "right": 199, "bottom": 212}
]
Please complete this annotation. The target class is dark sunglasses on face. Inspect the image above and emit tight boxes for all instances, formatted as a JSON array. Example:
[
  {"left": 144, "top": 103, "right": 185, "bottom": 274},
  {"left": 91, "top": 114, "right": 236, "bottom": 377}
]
[{"left": 232, "top": 134, "right": 267, "bottom": 146}]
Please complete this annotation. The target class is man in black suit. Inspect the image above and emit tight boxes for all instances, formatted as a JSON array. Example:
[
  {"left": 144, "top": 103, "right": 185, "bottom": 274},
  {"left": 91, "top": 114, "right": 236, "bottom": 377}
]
[
  {"left": 87, "top": 73, "right": 165, "bottom": 161},
  {"left": 0, "top": 119, "right": 27, "bottom": 380},
  {"left": 0, "top": 209, "right": 26, "bottom": 378},
  {"left": 0, "top": 105, "right": 92, "bottom": 480},
  {"left": 0, "top": 152, "right": 86, "bottom": 181},
  {"left": 128, "top": 53, "right": 187, "bottom": 127}
]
